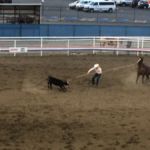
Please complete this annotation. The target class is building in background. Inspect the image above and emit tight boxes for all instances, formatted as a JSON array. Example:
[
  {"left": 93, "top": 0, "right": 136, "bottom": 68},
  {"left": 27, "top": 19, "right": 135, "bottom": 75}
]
[
  {"left": 0, "top": 0, "right": 12, "bottom": 3},
  {"left": 0, "top": 3, "right": 41, "bottom": 24}
]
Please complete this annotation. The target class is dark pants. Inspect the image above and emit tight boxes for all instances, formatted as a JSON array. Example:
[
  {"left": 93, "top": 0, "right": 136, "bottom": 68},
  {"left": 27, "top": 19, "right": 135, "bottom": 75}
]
[{"left": 92, "top": 73, "right": 101, "bottom": 86}]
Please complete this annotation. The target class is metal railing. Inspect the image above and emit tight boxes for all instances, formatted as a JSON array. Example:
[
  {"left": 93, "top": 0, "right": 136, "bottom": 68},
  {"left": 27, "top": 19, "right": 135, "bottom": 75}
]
[{"left": 0, "top": 36, "right": 150, "bottom": 56}]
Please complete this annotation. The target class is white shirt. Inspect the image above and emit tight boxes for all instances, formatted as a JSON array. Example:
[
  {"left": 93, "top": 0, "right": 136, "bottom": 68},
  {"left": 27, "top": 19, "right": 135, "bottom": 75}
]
[{"left": 88, "top": 65, "right": 102, "bottom": 74}]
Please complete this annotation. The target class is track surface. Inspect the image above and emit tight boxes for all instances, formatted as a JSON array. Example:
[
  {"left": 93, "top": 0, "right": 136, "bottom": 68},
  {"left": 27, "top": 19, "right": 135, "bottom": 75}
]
[{"left": 0, "top": 55, "right": 150, "bottom": 150}]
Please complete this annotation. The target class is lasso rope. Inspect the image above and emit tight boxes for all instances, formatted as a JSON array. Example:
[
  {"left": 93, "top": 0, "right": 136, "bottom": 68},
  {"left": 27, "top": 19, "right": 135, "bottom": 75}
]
[
  {"left": 103, "top": 63, "right": 135, "bottom": 73},
  {"left": 75, "top": 73, "right": 87, "bottom": 79},
  {"left": 73, "top": 63, "right": 135, "bottom": 80}
]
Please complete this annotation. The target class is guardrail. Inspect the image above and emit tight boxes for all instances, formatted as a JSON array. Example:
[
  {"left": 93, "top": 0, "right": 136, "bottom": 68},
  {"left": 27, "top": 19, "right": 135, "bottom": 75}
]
[{"left": 0, "top": 36, "right": 150, "bottom": 56}]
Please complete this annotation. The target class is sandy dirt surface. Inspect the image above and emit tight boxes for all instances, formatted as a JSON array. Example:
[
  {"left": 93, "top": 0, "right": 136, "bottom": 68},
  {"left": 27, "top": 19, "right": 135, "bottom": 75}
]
[{"left": 0, "top": 55, "right": 150, "bottom": 150}]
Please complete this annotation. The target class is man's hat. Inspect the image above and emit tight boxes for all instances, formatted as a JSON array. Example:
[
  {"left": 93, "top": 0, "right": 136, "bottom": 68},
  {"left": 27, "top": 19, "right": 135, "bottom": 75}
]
[{"left": 94, "top": 64, "right": 99, "bottom": 68}]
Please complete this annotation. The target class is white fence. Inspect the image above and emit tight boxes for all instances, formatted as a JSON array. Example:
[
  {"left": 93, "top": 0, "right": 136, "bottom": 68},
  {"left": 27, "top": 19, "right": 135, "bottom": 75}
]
[{"left": 0, "top": 36, "right": 150, "bottom": 56}]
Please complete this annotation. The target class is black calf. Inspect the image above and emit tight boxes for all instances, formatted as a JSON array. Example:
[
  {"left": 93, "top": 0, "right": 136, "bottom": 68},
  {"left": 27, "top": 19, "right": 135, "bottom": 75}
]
[{"left": 47, "top": 76, "right": 69, "bottom": 91}]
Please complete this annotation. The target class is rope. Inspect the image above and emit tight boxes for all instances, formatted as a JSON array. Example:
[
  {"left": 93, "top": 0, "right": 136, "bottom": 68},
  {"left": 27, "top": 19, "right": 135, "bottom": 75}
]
[
  {"left": 71, "top": 63, "right": 136, "bottom": 81},
  {"left": 75, "top": 73, "right": 87, "bottom": 79},
  {"left": 103, "top": 63, "right": 135, "bottom": 73}
]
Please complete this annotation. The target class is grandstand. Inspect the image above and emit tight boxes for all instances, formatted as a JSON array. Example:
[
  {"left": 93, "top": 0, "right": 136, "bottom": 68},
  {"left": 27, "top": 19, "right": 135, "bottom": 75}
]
[
  {"left": 0, "top": 0, "right": 12, "bottom": 3},
  {"left": 0, "top": 3, "right": 41, "bottom": 24}
]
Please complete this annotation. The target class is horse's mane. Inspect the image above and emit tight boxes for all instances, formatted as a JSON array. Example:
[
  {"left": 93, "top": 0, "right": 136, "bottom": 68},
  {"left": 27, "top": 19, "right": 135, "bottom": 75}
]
[
  {"left": 137, "top": 57, "right": 150, "bottom": 70},
  {"left": 137, "top": 57, "right": 144, "bottom": 66}
]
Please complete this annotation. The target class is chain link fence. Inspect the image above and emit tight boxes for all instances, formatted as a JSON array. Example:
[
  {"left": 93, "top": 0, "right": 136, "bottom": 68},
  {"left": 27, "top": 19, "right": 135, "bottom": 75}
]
[{"left": 41, "top": 6, "right": 150, "bottom": 24}]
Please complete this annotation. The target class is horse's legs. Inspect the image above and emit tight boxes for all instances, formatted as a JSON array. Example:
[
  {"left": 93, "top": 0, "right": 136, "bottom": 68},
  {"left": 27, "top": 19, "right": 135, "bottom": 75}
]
[
  {"left": 136, "top": 74, "right": 140, "bottom": 84},
  {"left": 146, "top": 74, "right": 149, "bottom": 80},
  {"left": 142, "top": 75, "right": 145, "bottom": 83}
]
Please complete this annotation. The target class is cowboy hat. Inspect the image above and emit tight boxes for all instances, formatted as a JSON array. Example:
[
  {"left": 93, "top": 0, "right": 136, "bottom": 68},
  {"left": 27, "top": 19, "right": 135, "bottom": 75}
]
[{"left": 94, "top": 64, "right": 99, "bottom": 68}]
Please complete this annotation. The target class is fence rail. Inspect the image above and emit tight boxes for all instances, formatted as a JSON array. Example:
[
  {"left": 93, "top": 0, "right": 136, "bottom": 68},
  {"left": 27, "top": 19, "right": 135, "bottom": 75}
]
[{"left": 0, "top": 36, "right": 150, "bottom": 56}]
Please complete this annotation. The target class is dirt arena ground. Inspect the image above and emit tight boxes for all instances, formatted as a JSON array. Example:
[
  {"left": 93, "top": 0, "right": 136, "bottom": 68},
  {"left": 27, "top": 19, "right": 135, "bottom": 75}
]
[{"left": 0, "top": 55, "right": 150, "bottom": 150}]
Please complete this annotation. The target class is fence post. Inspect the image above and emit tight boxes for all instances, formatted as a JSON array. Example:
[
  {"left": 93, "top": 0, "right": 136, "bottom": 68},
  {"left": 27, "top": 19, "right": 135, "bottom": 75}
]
[
  {"left": 40, "top": 50, "right": 43, "bottom": 56},
  {"left": 14, "top": 40, "right": 17, "bottom": 56},
  {"left": 116, "top": 38, "right": 119, "bottom": 56},
  {"left": 59, "top": 7, "right": 62, "bottom": 21},
  {"left": 141, "top": 37, "right": 144, "bottom": 55},
  {"left": 40, "top": 37, "right": 43, "bottom": 56},
  {"left": 77, "top": 11, "right": 79, "bottom": 21},
  {"left": 93, "top": 37, "right": 95, "bottom": 54},
  {"left": 115, "top": 7, "right": 117, "bottom": 22},
  {"left": 141, "top": 37, "right": 144, "bottom": 49},
  {"left": 136, "top": 37, "right": 140, "bottom": 56},
  {"left": 96, "top": 13, "right": 99, "bottom": 23},
  {"left": 67, "top": 39, "right": 70, "bottom": 56},
  {"left": 133, "top": 8, "right": 135, "bottom": 22},
  {"left": 41, "top": 37, "right": 43, "bottom": 48},
  {"left": 14, "top": 40, "right": 16, "bottom": 48}
]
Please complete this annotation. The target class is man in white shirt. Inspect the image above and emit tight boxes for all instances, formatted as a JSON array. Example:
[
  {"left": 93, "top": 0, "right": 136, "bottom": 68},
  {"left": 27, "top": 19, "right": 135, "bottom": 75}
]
[{"left": 87, "top": 64, "right": 102, "bottom": 86}]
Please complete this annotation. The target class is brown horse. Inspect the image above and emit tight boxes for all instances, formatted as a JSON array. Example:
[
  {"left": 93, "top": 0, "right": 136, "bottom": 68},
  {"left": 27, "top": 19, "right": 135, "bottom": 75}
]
[{"left": 136, "top": 57, "right": 150, "bottom": 83}]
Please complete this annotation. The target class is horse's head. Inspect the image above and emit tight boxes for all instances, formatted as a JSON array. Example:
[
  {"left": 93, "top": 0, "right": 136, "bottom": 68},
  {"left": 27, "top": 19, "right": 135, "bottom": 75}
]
[{"left": 137, "top": 56, "right": 144, "bottom": 65}]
